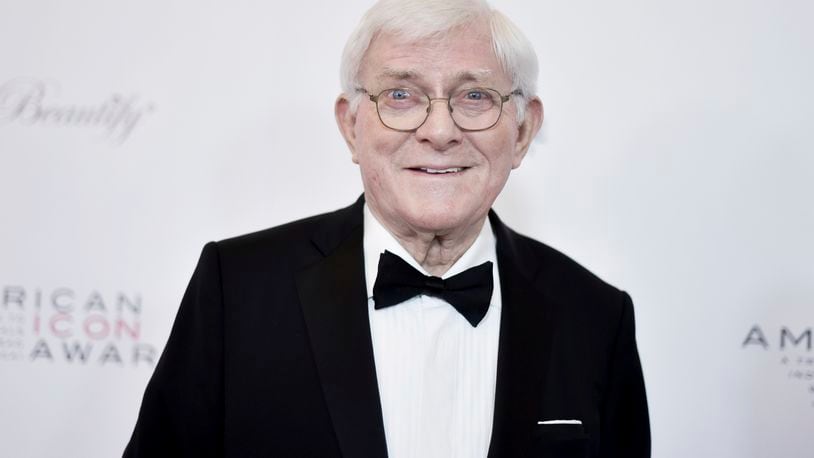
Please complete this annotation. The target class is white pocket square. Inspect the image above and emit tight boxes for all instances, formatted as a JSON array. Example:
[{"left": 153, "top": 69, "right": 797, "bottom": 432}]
[{"left": 537, "top": 419, "right": 582, "bottom": 425}]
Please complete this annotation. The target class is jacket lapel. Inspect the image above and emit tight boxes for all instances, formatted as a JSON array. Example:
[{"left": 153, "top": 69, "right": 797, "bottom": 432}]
[
  {"left": 488, "top": 211, "right": 554, "bottom": 457},
  {"left": 296, "top": 197, "right": 389, "bottom": 458}
]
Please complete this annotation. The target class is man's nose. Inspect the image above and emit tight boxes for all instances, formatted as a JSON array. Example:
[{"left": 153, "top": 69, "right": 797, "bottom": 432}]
[{"left": 415, "top": 98, "right": 462, "bottom": 150}]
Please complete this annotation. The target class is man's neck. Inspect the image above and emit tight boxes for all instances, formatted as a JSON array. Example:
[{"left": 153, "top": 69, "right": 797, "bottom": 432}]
[{"left": 368, "top": 207, "right": 487, "bottom": 277}]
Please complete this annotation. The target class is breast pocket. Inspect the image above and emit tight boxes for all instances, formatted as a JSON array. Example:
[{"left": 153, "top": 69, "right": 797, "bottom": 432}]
[{"left": 526, "top": 423, "right": 591, "bottom": 458}]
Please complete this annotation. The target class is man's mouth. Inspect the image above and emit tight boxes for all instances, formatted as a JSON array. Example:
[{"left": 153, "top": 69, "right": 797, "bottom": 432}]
[{"left": 410, "top": 167, "right": 467, "bottom": 174}]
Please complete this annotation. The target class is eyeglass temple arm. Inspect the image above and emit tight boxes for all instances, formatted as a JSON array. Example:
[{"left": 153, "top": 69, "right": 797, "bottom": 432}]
[
  {"left": 354, "top": 87, "right": 378, "bottom": 102},
  {"left": 503, "top": 90, "right": 524, "bottom": 102}
]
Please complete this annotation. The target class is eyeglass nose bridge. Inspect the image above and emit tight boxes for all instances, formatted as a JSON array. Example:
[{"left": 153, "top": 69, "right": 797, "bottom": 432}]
[
  {"left": 420, "top": 97, "right": 459, "bottom": 132},
  {"left": 425, "top": 97, "right": 454, "bottom": 115}
]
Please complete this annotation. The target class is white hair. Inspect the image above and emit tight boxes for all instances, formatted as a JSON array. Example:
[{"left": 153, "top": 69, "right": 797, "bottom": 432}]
[{"left": 339, "top": 0, "right": 539, "bottom": 121}]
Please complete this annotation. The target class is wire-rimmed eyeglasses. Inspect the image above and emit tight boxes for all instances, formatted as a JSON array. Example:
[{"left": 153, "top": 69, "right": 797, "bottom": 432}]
[{"left": 357, "top": 86, "right": 521, "bottom": 132}]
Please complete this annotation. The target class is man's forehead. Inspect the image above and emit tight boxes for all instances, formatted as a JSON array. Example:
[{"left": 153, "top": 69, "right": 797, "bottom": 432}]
[{"left": 361, "top": 34, "right": 508, "bottom": 88}]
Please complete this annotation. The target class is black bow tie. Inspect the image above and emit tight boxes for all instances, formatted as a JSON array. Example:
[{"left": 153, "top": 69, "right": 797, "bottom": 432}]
[{"left": 372, "top": 250, "right": 494, "bottom": 327}]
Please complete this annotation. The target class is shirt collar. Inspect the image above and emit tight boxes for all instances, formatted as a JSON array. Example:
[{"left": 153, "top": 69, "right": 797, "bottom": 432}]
[{"left": 363, "top": 203, "right": 498, "bottom": 301}]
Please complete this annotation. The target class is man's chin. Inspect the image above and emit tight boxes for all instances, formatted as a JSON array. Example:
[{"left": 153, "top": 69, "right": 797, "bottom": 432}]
[
  {"left": 368, "top": 194, "right": 485, "bottom": 236},
  {"left": 401, "top": 206, "right": 483, "bottom": 237}
]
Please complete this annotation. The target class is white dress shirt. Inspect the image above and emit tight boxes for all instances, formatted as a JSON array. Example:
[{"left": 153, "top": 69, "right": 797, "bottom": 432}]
[{"left": 363, "top": 205, "right": 502, "bottom": 458}]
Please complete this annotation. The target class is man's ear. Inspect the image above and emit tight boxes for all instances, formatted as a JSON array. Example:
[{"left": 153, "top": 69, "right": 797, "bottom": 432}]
[
  {"left": 335, "top": 94, "right": 359, "bottom": 164},
  {"left": 511, "top": 97, "right": 543, "bottom": 169}
]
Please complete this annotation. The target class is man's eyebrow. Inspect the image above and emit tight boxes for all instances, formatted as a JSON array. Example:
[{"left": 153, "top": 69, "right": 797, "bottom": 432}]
[
  {"left": 376, "top": 68, "right": 420, "bottom": 81},
  {"left": 373, "top": 68, "right": 494, "bottom": 84},
  {"left": 452, "top": 69, "right": 493, "bottom": 83}
]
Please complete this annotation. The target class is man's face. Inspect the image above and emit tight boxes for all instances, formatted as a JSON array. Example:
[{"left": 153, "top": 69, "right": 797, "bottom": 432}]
[{"left": 336, "top": 22, "right": 542, "bottom": 238}]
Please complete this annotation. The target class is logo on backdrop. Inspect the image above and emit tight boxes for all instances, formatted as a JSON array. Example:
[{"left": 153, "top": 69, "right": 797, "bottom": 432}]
[
  {"left": 743, "top": 324, "right": 813, "bottom": 408},
  {"left": 0, "top": 286, "right": 156, "bottom": 367},
  {"left": 0, "top": 77, "right": 155, "bottom": 143}
]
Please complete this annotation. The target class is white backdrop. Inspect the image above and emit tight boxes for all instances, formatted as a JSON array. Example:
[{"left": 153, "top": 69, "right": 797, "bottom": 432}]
[{"left": 1, "top": 1, "right": 812, "bottom": 457}]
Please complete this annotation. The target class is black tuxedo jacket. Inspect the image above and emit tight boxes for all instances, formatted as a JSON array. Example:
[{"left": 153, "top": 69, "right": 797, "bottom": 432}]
[{"left": 124, "top": 196, "right": 650, "bottom": 458}]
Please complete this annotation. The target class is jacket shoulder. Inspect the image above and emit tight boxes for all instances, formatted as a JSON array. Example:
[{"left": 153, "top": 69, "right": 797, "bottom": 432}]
[
  {"left": 525, "top": 233, "right": 620, "bottom": 292},
  {"left": 499, "top": 220, "right": 617, "bottom": 288},
  {"left": 218, "top": 210, "right": 331, "bottom": 249},
  {"left": 503, "top": 227, "right": 630, "bottom": 319},
  {"left": 213, "top": 199, "right": 362, "bottom": 261}
]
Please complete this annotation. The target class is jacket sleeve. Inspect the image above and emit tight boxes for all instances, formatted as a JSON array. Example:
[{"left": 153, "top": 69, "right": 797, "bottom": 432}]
[
  {"left": 599, "top": 292, "right": 651, "bottom": 458},
  {"left": 123, "top": 242, "right": 225, "bottom": 458}
]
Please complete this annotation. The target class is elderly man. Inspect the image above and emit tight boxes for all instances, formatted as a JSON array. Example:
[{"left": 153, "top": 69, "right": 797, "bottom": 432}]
[{"left": 125, "top": 0, "right": 650, "bottom": 457}]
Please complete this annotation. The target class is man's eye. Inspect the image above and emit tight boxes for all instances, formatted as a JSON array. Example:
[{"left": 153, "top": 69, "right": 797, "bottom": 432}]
[
  {"left": 389, "top": 89, "right": 411, "bottom": 100},
  {"left": 465, "top": 90, "right": 485, "bottom": 100}
]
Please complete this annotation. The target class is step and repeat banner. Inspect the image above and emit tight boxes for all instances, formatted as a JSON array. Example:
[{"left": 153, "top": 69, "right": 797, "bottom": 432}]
[{"left": 1, "top": 1, "right": 812, "bottom": 457}]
